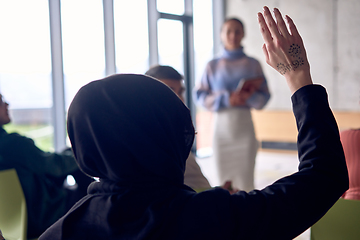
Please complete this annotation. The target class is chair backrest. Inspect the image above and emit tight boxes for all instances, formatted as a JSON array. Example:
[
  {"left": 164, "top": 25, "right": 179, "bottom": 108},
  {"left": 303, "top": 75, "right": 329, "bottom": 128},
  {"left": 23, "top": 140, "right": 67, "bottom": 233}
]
[
  {"left": 0, "top": 168, "right": 27, "bottom": 240},
  {"left": 310, "top": 198, "right": 360, "bottom": 240}
]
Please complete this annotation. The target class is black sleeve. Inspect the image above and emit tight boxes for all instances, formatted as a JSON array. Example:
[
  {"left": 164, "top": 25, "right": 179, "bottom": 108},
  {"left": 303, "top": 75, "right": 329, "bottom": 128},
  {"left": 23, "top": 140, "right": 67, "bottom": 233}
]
[
  {"left": 0, "top": 133, "right": 78, "bottom": 177},
  {"left": 228, "top": 84, "right": 348, "bottom": 240}
]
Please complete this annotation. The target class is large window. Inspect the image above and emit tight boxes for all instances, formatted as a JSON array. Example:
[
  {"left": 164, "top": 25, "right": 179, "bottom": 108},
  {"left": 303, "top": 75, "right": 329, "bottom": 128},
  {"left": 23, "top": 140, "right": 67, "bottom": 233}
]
[
  {"left": 193, "top": 0, "right": 214, "bottom": 155},
  {"left": 157, "top": 0, "right": 184, "bottom": 15},
  {"left": 114, "top": 0, "right": 149, "bottom": 74},
  {"left": 0, "top": 0, "right": 217, "bottom": 153},
  {"left": 0, "top": 0, "right": 54, "bottom": 151},
  {"left": 158, "top": 18, "right": 184, "bottom": 73},
  {"left": 61, "top": 0, "right": 106, "bottom": 109},
  {"left": 193, "top": 0, "right": 213, "bottom": 83}
]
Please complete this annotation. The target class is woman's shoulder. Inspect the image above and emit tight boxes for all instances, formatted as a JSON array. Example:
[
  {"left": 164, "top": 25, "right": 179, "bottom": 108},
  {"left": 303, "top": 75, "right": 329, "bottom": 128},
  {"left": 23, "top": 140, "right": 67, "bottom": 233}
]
[
  {"left": 207, "top": 57, "right": 222, "bottom": 66},
  {"left": 243, "top": 55, "right": 262, "bottom": 65}
]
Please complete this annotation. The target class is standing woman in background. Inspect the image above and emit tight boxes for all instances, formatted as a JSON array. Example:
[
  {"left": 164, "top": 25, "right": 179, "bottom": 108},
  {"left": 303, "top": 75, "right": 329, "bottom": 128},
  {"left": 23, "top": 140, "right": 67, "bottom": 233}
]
[{"left": 193, "top": 18, "right": 270, "bottom": 192}]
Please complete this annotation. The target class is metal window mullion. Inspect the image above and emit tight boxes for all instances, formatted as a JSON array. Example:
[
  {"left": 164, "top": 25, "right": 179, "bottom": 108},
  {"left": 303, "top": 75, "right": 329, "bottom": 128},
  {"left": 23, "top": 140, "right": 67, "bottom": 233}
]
[
  {"left": 183, "top": 0, "right": 196, "bottom": 152},
  {"left": 212, "top": 0, "right": 225, "bottom": 56},
  {"left": 184, "top": 0, "right": 192, "bottom": 15},
  {"left": 147, "top": 0, "right": 159, "bottom": 67},
  {"left": 103, "top": 0, "right": 116, "bottom": 76},
  {"left": 48, "top": 0, "right": 66, "bottom": 152},
  {"left": 182, "top": 19, "right": 195, "bottom": 114}
]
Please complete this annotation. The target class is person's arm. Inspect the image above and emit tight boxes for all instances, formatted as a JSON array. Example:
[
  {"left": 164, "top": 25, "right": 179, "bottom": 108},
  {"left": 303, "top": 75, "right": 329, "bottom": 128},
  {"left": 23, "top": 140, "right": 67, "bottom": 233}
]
[
  {"left": 193, "top": 62, "right": 231, "bottom": 111},
  {"left": 245, "top": 81, "right": 270, "bottom": 109},
  {"left": 229, "top": 62, "right": 270, "bottom": 109},
  {"left": 225, "top": 7, "right": 348, "bottom": 239},
  {"left": 5, "top": 133, "right": 78, "bottom": 178},
  {"left": 245, "top": 64, "right": 271, "bottom": 109},
  {"left": 40, "top": 147, "right": 79, "bottom": 177}
]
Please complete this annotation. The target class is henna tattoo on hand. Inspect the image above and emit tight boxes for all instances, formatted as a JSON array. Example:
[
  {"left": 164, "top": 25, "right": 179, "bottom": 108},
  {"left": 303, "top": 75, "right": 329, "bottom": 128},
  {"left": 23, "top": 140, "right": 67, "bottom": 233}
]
[
  {"left": 277, "top": 63, "right": 291, "bottom": 75},
  {"left": 291, "top": 58, "right": 304, "bottom": 69},
  {"left": 277, "top": 44, "right": 305, "bottom": 75},
  {"left": 288, "top": 44, "right": 301, "bottom": 57}
]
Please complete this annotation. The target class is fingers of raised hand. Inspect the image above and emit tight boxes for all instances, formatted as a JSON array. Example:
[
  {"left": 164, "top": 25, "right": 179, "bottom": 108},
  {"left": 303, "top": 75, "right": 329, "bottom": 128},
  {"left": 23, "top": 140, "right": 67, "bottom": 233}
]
[
  {"left": 285, "top": 15, "right": 301, "bottom": 40},
  {"left": 258, "top": 12, "right": 273, "bottom": 45},
  {"left": 262, "top": 43, "right": 270, "bottom": 63},
  {"left": 273, "top": 8, "right": 290, "bottom": 38},
  {"left": 262, "top": 6, "right": 282, "bottom": 40}
]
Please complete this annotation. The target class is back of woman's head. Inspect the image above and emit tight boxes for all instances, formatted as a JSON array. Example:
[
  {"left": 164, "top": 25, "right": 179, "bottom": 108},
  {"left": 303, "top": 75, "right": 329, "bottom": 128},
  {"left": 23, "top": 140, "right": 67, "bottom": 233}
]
[
  {"left": 145, "top": 65, "right": 183, "bottom": 81},
  {"left": 67, "top": 74, "right": 195, "bottom": 185}
]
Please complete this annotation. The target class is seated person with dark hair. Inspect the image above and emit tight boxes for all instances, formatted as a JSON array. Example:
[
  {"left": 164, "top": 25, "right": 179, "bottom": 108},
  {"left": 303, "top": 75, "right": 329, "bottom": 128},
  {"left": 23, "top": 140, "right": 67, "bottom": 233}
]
[
  {"left": 145, "top": 65, "right": 211, "bottom": 191},
  {"left": 0, "top": 95, "right": 93, "bottom": 239},
  {"left": 40, "top": 7, "right": 348, "bottom": 240}
]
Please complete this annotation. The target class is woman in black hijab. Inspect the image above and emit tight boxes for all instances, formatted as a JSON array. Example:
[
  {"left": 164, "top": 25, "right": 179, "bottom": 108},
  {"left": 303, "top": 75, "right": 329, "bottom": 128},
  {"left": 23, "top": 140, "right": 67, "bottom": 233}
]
[{"left": 40, "top": 7, "right": 348, "bottom": 240}]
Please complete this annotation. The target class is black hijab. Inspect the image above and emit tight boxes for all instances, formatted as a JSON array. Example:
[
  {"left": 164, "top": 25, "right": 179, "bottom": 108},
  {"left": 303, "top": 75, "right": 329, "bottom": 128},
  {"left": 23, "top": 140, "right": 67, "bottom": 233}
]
[
  {"left": 39, "top": 74, "right": 202, "bottom": 239},
  {"left": 67, "top": 74, "right": 195, "bottom": 185}
]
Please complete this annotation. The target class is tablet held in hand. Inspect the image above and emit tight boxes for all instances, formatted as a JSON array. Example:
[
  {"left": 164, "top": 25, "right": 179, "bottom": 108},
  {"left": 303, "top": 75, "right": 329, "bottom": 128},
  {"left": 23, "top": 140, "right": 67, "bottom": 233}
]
[{"left": 237, "top": 77, "right": 264, "bottom": 92}]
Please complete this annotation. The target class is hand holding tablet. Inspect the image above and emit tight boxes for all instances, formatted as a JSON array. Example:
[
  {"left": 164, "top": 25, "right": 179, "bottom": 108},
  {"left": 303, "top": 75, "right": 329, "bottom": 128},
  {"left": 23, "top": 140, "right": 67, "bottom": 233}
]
[
  {"left": 236, "top": 76, "right": 264, "bottom": 93},
  {"left": 230, "top": 77, "right": 264, "bottom": 106}
]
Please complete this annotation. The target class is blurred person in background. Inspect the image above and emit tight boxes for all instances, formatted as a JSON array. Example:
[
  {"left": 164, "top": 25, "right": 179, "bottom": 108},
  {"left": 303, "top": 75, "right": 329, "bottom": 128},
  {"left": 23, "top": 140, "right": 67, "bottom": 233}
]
[
  {"left": 0, "top": 94, "right": 93, "bottom": 238},
  {"left": 194, "top": 17, "right": 270, "bottom": 192},
  {"left": 145, "top": 65, "right": 212, "bottom": 192}
]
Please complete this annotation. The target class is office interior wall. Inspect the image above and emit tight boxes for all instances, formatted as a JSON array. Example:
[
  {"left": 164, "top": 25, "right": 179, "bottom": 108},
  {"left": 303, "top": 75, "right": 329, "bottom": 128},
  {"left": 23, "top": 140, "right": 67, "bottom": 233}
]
[{"left": 225, "top": 0, "right": 360, "bottom": 111}]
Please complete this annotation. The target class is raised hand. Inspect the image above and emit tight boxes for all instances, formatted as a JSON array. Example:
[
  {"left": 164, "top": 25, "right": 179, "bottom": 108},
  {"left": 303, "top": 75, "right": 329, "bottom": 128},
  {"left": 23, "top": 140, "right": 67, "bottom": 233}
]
[{"left": 258, "top": 6, "right": 313, "bottom": 94}]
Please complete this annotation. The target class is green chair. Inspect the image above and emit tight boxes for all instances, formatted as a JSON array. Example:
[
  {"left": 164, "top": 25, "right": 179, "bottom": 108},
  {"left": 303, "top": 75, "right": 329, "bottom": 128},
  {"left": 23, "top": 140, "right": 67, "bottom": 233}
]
[
  {"left": 0, "top": 168, "right": 27, "bottom": 240},
  {"left": 310, "top": 198, "right": 360, "bottom": 240}
]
